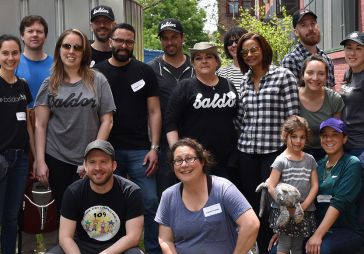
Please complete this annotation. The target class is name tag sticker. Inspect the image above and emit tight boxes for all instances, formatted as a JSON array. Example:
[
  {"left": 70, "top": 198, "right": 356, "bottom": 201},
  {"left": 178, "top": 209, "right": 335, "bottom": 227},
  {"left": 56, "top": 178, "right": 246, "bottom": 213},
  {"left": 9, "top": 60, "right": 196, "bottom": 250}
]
[
  {"left": 317, "top": 194, "right": 332, "bottom": 203},
  {"left": 203, "top": 203, "right": 222, "bottom": 217},
  {"left": 131, "top": 79, "right": 145, "bottom": 92},
  {"left": 16, "top": 112, "right": 26, "bottom": 121}
]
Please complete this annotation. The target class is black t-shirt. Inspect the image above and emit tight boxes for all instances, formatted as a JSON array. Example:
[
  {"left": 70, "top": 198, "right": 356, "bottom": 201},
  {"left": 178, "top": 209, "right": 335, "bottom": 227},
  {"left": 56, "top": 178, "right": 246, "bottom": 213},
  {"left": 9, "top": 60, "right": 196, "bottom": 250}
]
[
  {"left": 94, "top": 59, "right": 159, "bottom": 149},
  {"left": 0, "top": 77, "right": 32, "bottom": 151},
  {"left": 61, "top": 175, "right": 143, "bottom": 245},
  {"left": 166, "top": 77, "right": 238, "bottom": 171},
  {"left": 91, "top": 47, "right": 112, "bottom": 66}
]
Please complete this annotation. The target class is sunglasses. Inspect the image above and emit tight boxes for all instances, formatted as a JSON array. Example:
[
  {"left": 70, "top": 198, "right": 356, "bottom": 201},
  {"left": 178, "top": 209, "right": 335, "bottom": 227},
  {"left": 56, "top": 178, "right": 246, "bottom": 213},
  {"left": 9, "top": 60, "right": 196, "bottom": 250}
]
[
  {"left": 240, "top": 46, "right": 260, "bottom": 58},
  {"left": 61, "top": 43, "right": 83, "bottom": 52},
  {"left": 227, "top": 38, "right": 239, "bottom": 47}
]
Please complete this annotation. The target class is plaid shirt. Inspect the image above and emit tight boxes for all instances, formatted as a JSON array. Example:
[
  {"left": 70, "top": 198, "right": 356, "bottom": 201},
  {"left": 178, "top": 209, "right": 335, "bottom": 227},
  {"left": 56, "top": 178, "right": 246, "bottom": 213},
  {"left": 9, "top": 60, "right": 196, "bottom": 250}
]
[
  {"left": 281, "top": 43, "right": 336, "bottom": 87},
  {"left": 235, "top": 65, "right": 299, "bottom": 154}
]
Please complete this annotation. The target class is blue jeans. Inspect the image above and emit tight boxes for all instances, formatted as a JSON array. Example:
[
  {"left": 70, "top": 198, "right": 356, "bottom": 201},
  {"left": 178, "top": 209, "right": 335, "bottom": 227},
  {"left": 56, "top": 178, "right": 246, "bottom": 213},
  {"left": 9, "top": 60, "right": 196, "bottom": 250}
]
[
  {"left": 0, "top": 150, "right": 28, "bottom": 254},
  {"left": 156, "top": 142, "right": 176, "bottom": 198},
  {"left": 114, "top": 149, "right": 161, "bottom": 254}
]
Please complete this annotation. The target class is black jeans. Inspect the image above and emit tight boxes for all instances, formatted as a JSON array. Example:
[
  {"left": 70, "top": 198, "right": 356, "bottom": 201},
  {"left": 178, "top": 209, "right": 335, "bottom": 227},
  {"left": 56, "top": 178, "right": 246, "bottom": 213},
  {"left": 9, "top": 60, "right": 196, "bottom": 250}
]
[{"left": 239, "top": 149, "right": 283, "bottom": 254}]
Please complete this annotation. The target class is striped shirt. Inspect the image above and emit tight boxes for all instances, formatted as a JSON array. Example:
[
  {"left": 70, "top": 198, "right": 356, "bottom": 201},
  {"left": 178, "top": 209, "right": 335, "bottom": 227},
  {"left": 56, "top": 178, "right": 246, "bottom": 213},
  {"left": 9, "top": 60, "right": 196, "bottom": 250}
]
[
  {"left": 234, "top": 65, "right": 299, "bottom": 154},
  {"left": 281, "top": 43, "right": 336, "bottom": 87},
  {"left": 217, "top": 64, "right": 243, "bottom": 94},
  {"left": 271, "top": 152, "right": 317, "bottom": 211}
]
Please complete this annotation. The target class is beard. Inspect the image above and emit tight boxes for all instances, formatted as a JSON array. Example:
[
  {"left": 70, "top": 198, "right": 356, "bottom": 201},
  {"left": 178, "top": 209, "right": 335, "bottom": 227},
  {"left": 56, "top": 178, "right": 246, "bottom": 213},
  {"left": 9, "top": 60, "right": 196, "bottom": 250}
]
[
  {"left": 112, "top": 47, "right": 133, "bottom": 62},
  {"left": 300, "top": 32, "right": 321, "bottom": 46},
  {"left": 94, "top": 29, "right": 111, "bottom": 43}
]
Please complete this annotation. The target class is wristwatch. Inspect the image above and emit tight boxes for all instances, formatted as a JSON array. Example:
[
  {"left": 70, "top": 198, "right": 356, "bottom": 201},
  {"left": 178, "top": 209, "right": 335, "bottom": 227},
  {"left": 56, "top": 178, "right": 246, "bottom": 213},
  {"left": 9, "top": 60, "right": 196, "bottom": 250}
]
[{"left": 151, "top": 144, "right": 160, "bottom": 152}]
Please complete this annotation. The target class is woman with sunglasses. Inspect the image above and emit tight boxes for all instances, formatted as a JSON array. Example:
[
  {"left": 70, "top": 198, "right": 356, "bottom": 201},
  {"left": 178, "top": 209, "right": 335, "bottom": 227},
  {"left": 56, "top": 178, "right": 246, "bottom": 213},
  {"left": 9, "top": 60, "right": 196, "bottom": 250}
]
[
  {"left": 34, "top": 29, "right": 116, "bottom": 214},
  {"left": 235, "top": 32, "right": 299, "bottom": 253},
  {"left": 0, "top": 34, "right": 35, "bottom": 254},
  {"left": 165, "top": 42, "right": 238, "bottom": 179},
  {"left": 155, "top": 138, "right": 259, "bottom": 254},
  {"left": 217, "top": 27, "right": 247, "bottom": 93}
]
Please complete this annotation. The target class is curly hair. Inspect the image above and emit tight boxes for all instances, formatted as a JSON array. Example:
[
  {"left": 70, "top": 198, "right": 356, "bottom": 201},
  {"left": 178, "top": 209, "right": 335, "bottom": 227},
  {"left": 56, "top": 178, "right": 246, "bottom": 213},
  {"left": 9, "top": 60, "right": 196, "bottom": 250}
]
[{"left": 169, "top": 138, "right": 215, "bottom": 173}]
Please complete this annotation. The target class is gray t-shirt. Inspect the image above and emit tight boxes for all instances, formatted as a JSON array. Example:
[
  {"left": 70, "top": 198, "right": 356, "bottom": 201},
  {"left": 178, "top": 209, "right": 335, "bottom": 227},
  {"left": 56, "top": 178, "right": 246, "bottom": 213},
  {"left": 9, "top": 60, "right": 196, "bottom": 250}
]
[
  {"left": 35, "top": 70, "right": 116, "bottom": 165},
  {"left": 299, "top": 87, "right": 344, "bottom": 149},
  {"left": 271, "top": 153, "right": 317, "bottom": 211},
  {"left": 155, "top": 176, "right": 251, "bottom": 254},
  {"left": 341, "top": 70, "right": 364, "bottom": 149}
]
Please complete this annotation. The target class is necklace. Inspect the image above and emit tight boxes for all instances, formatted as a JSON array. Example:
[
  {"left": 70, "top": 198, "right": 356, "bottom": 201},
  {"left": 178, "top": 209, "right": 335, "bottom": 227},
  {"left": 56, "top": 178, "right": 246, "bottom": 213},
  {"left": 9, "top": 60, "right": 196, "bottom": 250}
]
[
  {"left": 0, "top": 71, "right": 16, "bottom": 84},
  {"left": 323, "top": 159, "right": 338, "bottom": 181}
]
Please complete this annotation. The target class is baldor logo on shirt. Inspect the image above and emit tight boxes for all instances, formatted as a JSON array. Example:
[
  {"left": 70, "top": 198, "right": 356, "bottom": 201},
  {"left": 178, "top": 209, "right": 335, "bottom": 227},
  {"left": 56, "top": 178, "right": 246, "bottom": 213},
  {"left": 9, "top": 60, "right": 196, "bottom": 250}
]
[
  {"left": 193, "top": 92, "right": 236, "bottom": 109},
  {"left": 93, "top": 7, "right": 109, "bottom": 15},
  {"left": 160, "top": 21, "right": 176, "bottom": 29}
]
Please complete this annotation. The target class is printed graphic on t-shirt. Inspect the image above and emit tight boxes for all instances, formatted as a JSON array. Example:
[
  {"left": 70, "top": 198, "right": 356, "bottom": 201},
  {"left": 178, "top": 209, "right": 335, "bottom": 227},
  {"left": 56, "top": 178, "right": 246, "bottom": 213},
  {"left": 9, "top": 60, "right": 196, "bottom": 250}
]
[
  {"left": 81, "top": 205, "right": 120, "bottom": 241},
  {"left": 48, "top": 92, "right": 96, "bottom": 108},
  {"left": 0, "top": 93, "right": 26, "bottom": 103},
  {"left": 193, "top": 91, "right": 236, "bottom": 109}
]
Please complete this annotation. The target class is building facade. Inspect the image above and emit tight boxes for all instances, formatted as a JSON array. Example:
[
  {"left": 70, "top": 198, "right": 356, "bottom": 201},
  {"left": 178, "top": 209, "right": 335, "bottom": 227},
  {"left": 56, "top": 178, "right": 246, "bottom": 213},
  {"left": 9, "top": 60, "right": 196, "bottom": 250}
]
[{"left": 217, "top": 0, "right": 363, "bottom": 85}]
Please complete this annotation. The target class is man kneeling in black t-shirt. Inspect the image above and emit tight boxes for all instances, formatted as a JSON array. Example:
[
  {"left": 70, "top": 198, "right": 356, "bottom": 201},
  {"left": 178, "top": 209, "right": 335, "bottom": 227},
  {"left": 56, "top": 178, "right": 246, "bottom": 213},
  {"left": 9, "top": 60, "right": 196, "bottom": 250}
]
[{"left": 48, "top": 140, "right": 144, "bottom": 254}]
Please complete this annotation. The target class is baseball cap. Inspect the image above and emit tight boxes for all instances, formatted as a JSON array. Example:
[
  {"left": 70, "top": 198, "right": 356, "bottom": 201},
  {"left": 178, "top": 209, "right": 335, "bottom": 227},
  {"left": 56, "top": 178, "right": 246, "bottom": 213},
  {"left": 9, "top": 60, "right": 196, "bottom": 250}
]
[
  {"left": 158, "top": 18, "right": 183, "bottom": 36},
  {"left": 190, "top": 42, "right": 221, "bottom": 69},
  {"left": 84, "top": 140, "right": 115, "bottom": 160},
  {"left": 292, "top": 9, "right": 317, "bottom": 28},
  {"left": 319, "top": 118, "right": 347, "bottom": 135},
  {"left": 90, "top": 5, "right": 115, "bottom": 22},
  {"left": 340, "top": 31, "right": 364, "bottom": 46}
]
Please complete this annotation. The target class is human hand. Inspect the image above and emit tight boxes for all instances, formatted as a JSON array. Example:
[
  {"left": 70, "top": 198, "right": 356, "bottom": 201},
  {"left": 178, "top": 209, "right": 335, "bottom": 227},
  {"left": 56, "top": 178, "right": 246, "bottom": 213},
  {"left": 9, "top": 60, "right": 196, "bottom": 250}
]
[
  {"left": 305, "top": 234, "right": 322, "bottom": 254},
  {"left": 143, "top": 150, "right": 158, "bottom": 177},
  {"left": 268, "top": 233, "right": 279, "bottom": 251},
  {"left": 77, "top": 164, "right": 86, "bottom": 178},
  {"left": 36, "top": 161, "right": 49, "bottom": 187}
]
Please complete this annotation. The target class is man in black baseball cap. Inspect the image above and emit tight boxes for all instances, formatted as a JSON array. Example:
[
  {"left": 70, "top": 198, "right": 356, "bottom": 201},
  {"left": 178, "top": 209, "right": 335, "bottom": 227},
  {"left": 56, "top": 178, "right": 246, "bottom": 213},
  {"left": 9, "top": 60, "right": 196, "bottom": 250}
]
[
  {"left": 157, "top": 18, "right": 183, "bottom": 36},
  {"left": 148, "top": 18, "right": 193, "bottom": 198},
  {"left": 292, "top": 9, "right": 317, "bottom": 28},
  {"left": 90, "top": 5, "right": 116, "bottom": 66},
  {"left": 281, "top": 9, "right": 336, "bottom": 87}
]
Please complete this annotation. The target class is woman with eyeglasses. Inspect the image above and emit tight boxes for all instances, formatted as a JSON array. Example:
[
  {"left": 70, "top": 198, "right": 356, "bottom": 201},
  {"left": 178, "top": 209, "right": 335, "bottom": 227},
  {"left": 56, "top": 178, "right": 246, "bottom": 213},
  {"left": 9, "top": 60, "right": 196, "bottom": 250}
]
[
  {"left": 0, "top": 34, "right": 35, "bottom": 254},
  {"left": 235, "top": 32, "right": 299, "bottom": 253},
  {"left": 155, "top": 138, "right": 259, "bottom": 254},
  {"left": 34, "top": 29, "right": 116, "bottom": 214},
  {"left": 165, "top": 42, "right": 238, "bottom": 179},
  {"left": 217, "top": 27, "right": 247, "bottom": 94}
]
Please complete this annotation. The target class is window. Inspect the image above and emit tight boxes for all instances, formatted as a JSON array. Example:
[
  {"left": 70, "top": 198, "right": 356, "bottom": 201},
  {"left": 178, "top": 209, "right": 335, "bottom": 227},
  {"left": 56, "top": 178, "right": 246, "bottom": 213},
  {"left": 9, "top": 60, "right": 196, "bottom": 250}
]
[
  {"left": 226, "top": 0, "right": 254, "bottom": 17},
  {"left": 308, "top": 0, "right": 358, "bottom": 51},
  {"left": 276, "top": 0, "right": 298, "bottom": 16},
  {"left": 227, "top": 0, "right": 239, "bottom": 16}
]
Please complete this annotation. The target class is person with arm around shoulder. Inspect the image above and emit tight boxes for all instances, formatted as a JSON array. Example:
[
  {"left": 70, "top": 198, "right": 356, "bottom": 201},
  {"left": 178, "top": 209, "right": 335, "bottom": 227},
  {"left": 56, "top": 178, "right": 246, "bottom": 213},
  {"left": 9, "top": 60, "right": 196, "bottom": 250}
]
[{"left": 155, "top": 138, "right": 259, "bottom": 254}]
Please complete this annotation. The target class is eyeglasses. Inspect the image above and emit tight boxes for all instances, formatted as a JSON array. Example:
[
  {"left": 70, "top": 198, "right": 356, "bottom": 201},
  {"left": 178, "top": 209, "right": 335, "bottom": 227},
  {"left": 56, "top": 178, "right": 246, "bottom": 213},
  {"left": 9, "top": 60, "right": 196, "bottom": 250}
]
[
  {"left": 240, "top": 46, "right": 260, "bottom": 58},
  {"left": 172, "top": 157, "right": 198, "bottom": 166},
  {"left": 227, "top": 38, "right": 239, "bottom": 47},
  {"left": 110, "top": 38, "right": 135, "bottom": 47},
  {"left": 61, "top": 43, "right": 83, "bottom": 52}
]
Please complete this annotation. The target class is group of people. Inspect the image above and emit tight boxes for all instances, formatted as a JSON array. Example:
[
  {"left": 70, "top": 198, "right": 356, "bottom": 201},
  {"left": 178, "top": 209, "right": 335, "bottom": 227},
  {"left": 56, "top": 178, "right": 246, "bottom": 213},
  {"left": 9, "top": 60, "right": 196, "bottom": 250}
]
[{"left": 0, "top": 4, "right": 364, "bottom": 254}]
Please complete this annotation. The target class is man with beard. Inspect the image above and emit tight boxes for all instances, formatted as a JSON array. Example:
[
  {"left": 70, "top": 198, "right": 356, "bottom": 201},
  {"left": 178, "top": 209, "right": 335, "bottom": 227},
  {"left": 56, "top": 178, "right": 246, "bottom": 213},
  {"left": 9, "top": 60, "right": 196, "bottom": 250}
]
[
  {"left": 148, "top": 18, "right": 194, "bottom": 197},
  {"left": 93, "top": 23, "right": 162, "bottom": 254},
  {"left": 90, "top": 5, "right": 116, "bottom": 66},
  {"left": 16, "top": 15, "right": 53, "bottom": 107},
  {"left": 281, "top": 9, "right": 335, "bottom": 87},
  {"left": 49, "top": 140, "right": 145, "bottom": 254}
]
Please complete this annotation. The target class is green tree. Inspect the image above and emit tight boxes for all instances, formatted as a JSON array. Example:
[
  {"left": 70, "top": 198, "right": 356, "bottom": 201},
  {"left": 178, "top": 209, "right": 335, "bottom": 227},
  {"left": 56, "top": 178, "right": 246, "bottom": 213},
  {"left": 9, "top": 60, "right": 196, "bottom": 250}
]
[
  {"left": 238, "top": 7, "right": 295, "bottom": 64},
  {"left": 139, "top": 0, "right": 210, "bottom": 50}
]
